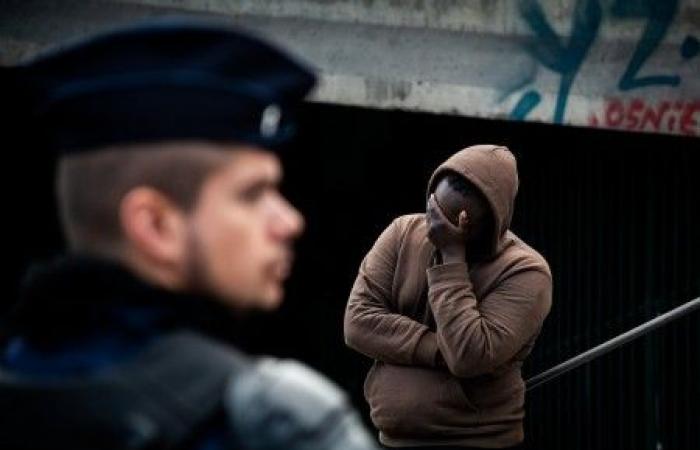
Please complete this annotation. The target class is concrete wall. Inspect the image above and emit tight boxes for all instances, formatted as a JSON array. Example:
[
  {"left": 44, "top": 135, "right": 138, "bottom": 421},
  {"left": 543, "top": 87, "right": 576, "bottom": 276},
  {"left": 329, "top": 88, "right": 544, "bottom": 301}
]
[{"left": 1, "top": 0, "right": 699, "bottom": 136}]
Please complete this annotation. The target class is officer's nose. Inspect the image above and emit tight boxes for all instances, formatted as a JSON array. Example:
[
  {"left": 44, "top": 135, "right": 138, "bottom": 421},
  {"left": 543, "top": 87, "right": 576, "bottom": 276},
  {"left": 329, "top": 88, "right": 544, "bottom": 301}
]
[{"left": 270, "top": 195, "right": 305, "bottom": 241}]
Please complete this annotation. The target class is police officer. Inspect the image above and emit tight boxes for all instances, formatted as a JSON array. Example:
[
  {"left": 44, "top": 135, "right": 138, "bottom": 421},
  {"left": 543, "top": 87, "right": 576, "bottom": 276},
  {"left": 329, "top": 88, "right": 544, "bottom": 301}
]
[{"left": 0, "top": 18, "right": 379, "bottom": 450}]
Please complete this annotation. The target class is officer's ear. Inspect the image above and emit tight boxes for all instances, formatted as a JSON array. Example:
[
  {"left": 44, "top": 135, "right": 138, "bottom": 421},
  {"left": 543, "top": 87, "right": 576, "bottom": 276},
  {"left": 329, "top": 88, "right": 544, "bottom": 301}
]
[{"left": 119, "top": 186, "right": 188, "bottom": 267}]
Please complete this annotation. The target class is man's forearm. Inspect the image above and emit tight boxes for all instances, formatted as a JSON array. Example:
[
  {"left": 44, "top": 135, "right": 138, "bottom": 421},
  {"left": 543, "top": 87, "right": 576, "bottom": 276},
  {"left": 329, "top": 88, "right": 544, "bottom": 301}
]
[
  {"left": 427, "top": 263, "right": 551, "bottom": 378},
  {"left": 344, "top": 303, "right": 439, "bottom": 367}
]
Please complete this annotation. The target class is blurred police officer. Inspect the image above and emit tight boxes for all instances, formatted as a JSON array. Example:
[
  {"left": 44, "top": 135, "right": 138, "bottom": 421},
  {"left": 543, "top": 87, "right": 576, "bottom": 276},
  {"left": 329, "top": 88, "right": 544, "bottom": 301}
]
[{"left": 0, "top": 18, "right": 379, "bottom": 450}]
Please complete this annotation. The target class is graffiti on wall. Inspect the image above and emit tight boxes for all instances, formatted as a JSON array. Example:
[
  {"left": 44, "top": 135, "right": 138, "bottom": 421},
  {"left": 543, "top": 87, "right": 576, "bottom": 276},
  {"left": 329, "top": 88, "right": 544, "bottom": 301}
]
[
  {"left": 508, "top": 0, "right": 699, "bottom": 136},
  {"left": 590, "top": 98, "right": 700, "bottom": 135}
]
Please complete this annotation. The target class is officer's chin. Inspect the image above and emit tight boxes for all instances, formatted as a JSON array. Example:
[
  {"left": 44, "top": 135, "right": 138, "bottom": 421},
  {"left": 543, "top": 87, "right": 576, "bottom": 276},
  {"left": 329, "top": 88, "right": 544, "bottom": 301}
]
[
  {"left": 254, "top": 283, "right": 285, "bottom": 311},
  {"left": 209, "top": 282, "right": 283, "bottom": 313}
]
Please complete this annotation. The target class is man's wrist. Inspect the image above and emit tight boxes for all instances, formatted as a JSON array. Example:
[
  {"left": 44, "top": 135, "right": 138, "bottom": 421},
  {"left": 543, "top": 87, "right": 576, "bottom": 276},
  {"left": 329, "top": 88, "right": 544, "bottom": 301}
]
[{"left": 439, "top": 247, "right": 465, "bottom": 264}]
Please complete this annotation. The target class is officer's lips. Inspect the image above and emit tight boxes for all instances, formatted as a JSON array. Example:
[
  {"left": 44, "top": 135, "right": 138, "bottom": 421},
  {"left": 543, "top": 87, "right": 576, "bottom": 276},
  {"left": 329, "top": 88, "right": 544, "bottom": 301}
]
[{"left": 268, "top": 252, "right": 294, "bottom": 281}]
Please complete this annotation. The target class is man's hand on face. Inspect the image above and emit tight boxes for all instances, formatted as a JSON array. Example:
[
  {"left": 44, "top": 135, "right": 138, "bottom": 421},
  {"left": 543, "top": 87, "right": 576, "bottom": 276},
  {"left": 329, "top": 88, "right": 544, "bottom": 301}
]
[{"left": 426, "top": 194, "right": 469, "bottom": 264}]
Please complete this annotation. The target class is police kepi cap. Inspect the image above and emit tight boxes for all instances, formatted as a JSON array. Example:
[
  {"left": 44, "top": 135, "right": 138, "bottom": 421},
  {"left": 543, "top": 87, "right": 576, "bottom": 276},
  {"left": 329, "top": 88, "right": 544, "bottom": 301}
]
[{"left": 12, "top": 17, "right": 317, "bottom": 154}]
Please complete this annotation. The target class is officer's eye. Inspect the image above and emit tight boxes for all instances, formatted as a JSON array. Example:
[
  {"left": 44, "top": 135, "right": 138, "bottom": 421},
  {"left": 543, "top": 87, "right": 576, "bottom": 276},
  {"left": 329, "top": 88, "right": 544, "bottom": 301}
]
[{"left": 238, "top": 183, "right": 268, "bottom": 202}]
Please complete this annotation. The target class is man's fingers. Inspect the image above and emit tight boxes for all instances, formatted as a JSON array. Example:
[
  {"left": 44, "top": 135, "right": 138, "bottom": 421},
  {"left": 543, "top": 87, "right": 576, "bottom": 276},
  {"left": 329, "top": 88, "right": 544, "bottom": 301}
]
[
  {"left": 429, "top": 195, "right": 465, "bottom": 236},
  {"left": 428, "top": 195, "right": 448, "bottom": 224},
  {"left": 458, "top": 210, "right": 469, "bottom": 230},
  {"left": 426, "top": 195, "right": 442, "bottom": 223}
]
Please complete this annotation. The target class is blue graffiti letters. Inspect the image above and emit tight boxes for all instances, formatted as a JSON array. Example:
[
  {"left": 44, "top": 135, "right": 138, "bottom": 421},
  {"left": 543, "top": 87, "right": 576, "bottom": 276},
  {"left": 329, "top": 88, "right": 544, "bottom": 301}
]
[
  {"left": 516, "top": 0, "right": 602, "bottom": 123},
  {"left": 613, "top": 0, "right": 681, "bottom": 90}
]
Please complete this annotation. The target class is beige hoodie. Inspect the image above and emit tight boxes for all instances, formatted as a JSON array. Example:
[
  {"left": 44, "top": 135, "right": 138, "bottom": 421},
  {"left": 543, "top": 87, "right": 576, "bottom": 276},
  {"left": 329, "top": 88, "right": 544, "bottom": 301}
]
[{"left": 344, "top": 145, "right": 552, "bottom": 448}]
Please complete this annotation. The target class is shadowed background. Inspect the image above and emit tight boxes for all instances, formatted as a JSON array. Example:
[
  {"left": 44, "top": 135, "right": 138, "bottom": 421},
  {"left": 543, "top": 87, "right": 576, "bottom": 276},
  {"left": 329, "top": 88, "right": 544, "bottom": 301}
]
[{"left": 4, "top": 102, "right": 699, "bottom": 450}]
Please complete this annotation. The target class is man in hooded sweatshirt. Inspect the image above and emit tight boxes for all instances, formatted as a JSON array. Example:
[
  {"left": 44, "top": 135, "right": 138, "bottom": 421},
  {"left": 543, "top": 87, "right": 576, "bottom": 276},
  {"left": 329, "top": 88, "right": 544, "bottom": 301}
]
[{"left": 344, "top": 145, "right": 552, "bottom": 449}]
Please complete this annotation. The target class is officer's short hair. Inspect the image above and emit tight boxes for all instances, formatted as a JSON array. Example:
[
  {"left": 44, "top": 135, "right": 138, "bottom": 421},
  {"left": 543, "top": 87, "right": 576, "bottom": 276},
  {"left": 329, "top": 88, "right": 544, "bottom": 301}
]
[{"left": 56, "top": 142, "right": 229, "bottom": 254}]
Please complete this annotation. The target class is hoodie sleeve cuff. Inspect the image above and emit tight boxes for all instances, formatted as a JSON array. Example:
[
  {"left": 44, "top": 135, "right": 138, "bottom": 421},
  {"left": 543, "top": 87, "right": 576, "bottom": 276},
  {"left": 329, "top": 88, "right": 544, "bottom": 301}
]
[
  {"left": 414, "top": 331, "right": 439, "bottom": 367},
  {"left": 426, "top": 262, "right": 471, "bottom": 287}
]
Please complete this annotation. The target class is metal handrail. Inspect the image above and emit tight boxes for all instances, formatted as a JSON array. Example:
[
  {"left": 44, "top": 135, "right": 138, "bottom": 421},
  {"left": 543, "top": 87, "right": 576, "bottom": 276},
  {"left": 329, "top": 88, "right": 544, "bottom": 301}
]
[{"left": 526, "top": 296, "right": 700, "bottom": 391}]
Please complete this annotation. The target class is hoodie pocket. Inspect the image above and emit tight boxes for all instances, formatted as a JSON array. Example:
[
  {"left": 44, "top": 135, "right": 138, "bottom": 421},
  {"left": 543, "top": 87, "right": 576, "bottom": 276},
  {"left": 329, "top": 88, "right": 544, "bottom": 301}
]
[
  {"left": 442, "top": 376, "right": 479, "bottom": 413},
  {"left": 469, "top": 370, "right": 525, "bottom": 418}
]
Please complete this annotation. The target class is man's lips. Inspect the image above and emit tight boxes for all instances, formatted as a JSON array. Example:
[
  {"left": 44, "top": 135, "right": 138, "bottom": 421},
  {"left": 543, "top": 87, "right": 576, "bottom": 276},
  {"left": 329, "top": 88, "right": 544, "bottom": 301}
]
[{"left": 268, "top": 253, "right": 294, "bottom": 281}]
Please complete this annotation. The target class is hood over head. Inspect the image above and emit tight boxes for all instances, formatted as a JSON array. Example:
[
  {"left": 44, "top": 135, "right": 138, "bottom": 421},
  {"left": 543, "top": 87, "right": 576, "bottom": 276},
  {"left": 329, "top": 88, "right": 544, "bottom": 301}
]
[{"left": 427, "top": 144, "right": 519, "bottom": 257}]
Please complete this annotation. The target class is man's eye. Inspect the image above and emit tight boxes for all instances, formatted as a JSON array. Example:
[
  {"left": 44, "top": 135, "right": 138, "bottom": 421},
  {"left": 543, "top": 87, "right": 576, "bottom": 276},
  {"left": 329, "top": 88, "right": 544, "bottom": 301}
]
[{"left": 239, "top": 186, "right": 266, "bottom": 202}]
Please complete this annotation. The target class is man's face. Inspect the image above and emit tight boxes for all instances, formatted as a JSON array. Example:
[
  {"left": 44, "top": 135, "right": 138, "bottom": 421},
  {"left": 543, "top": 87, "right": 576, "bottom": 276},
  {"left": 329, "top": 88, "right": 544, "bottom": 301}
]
[
  {"left": 184, "top": 147, "right": 304, "bottom": 310},
  {"left": 433, "top": 176, "right": 489, "bottom": 242}
]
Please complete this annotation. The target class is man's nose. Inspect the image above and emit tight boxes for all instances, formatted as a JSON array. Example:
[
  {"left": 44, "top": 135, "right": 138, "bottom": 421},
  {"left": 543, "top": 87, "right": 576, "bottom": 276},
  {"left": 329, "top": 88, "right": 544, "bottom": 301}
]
[{"left": 271, "top": 197, "right": 305, "bottom": 240}]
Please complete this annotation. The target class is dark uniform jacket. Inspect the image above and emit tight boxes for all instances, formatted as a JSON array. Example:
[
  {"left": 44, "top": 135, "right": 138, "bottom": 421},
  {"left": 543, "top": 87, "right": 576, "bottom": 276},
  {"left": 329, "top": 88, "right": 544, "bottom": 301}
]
[{"left": 0, "top": 256, "right": 377, "bottom": 450}]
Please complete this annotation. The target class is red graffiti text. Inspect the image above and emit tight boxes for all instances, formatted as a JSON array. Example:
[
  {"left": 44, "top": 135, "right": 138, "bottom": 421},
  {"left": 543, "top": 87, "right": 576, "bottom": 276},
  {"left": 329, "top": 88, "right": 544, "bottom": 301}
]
[{"left": 588, "top": 98, "right": 700, "bottom": 136}]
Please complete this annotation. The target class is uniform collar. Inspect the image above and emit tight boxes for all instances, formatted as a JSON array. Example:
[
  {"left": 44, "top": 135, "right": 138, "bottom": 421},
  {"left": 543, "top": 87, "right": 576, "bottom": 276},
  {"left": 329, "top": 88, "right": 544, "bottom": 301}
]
[{"left": 2, "top": 255, "right": 235, "bottom": 349}]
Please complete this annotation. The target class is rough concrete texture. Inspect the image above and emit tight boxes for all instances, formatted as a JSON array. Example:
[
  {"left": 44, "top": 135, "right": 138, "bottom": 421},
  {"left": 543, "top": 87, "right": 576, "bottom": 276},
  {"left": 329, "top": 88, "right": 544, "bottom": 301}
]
[{"left": 1, "top": 0, "right": 699, "bottom": 136}]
